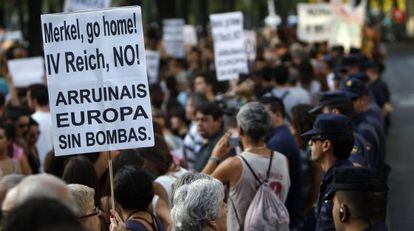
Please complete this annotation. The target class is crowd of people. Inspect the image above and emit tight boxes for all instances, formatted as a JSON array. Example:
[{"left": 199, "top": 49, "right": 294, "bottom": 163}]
[{"left": 0, "top": 18, "right": 392, "bottom": 231}]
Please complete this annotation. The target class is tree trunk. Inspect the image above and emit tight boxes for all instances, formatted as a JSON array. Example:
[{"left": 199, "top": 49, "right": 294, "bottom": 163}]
[{"left": 27, "top": 0, "right": 42, "bottom": 56}]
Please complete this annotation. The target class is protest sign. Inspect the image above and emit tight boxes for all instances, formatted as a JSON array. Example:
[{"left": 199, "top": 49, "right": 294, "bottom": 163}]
[
  {"left": 64, "top": 0, "right": 111, "bottom": 12},
  {"left": 41, "top": 6, "right": 154, "bottom": 156},
  {"left": 297, "top": 3, "right": 332, "bottom": 42},
  {"left": 163, "top": 19, "right": 185, "bottom": 58},
  {"left": 329, "top": 0, "right": 366, "bottom": 51},
  {"left": 210, "top": 12, "right": 248, "bottom": 81},
  {"left": 183, "top": 25, "right": 197, "bottom": 46},
  {"left": 145, "top": 50, "right": 160, "bottom": 84},
  {"left": 7, "top": 57, "right": 45, "bottom": 87},
  {"left": 244, "top": 30, "right": 257, "bottom": 61}
]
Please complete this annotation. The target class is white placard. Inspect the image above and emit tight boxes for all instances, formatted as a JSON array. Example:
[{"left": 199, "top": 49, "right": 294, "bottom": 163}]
[
  {"left": 329, "top": 0, "right": 366, "bottom": 50},
  {"left": 163, "top": 19, "right": 185, "bottom": 58},
  {"left": 41, "top": 6, "right": 154, "bottom": 156},
  {"left": 244, "top": 30, "right": 256, "bottom": 61},
  {"left": 210, "top": 12, "right": 248, "bottom": 81},
  {"left": 183, "top": 25, "right": 197, "bottom": 46},
  {"left": 64, "top": 0, "right": 111, "bottom": 12},
  {"left": 297, "top": 3, "right": 332, "bottom": 42},
  {"left": 145, "top": 50, "right": 160, "bottom": 84},
  {"left": 7, "top": 57, "right": 45, "bottom": 87}
]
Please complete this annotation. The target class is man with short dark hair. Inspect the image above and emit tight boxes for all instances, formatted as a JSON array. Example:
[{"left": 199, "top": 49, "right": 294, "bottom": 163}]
[
  {"left": 302, "top": 113, "right": 355, "bottom": 231},
  {"left": 193, "top": 72, "right": 216, "bottom": 102},
  {"left": 260, "top": 96, "right": 303, "bottom": 228},
  {"left": 27, "top": 84, "right": 52, "bottom": 171},
  {"left": 331, "top": 167, "right": 388, "bottom": 231},
  {"left": 193, "top": 103, "right": 224, "bottom": 172}
]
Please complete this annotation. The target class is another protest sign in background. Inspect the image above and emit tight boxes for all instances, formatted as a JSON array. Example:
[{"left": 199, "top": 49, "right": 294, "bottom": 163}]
[
  {"left": 210, "top": 12, "right": 248, "bottom": 81},
  {"left": 297, "top": 3, "right": 332, "bottom": 43},
  {"left": 41, "top": 6, "right": 154, "bottom": 156},
  {"left": 7, "top": 57, "right": 45, "bottom": 88},
  {"left": 64, "top": 0, "right": 111, "bottom": 12},
  {"left": 163, "top": 19, "right": 185, "bottom": 58},
  {"left": 329, "top": 0, "right": 366, "bottom": 51},
  {"left": 145, "top": 50, "right": 160, "bottom": 84}
]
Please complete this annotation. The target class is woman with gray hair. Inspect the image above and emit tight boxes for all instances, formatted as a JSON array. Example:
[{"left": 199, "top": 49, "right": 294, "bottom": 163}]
[
  {"left": 171, "top": 178, "right": 227, "bottom": 231},
  {"left": 67, "top": 184, "right": 101, "bottom": 231}
]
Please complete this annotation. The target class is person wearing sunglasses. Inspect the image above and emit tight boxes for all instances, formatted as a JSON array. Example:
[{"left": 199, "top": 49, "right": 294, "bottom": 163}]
[
  {"left": 68, "top": 184, "right": 101, "bottom": 231},
  {"left": 301, "top": 113, "right": 355, "bottom": 231}
]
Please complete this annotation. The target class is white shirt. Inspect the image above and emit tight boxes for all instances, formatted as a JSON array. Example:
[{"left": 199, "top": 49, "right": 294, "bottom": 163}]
[
  {"left": 31, "top": 111, "right": 53, "bottom": 170},
  {"left": 155, "top": 167, "right": 188, "bottom": 208}
]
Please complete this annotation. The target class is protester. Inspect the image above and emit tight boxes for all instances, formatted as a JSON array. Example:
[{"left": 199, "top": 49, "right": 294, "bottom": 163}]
[
  {"left": 302, "top": 113, "right": 355, "bottom": 230},
  {"left": 193, "top": 103, "right": 225, "bottom": 172},
  {"left": 331, "top": 167, "right": 388, "bottom": 231},
  {"left": 0, "top": 123, "right": 23, "bottom": 175},
  {"left": 203, "top": 102, "right": 290, "bottom": 230},
  {"left": 0, "top": 174, "right": 24, "bottom": 208},
  {"left": 25, "top": 118, "right": 40, "bottom": 173},
  {"left": 2, "top": 174, "right": 75, "bottom": 213},
  {"left": 67, "top": 184, "right": 101, "bottom": 231},
  {"left": 2, "top": 198, "right": 84, "bottom": 231},
  {"left": 183, "top": 93, "right": 209, "bottom": 169},
  {"left": 260, "top": 96, "right": 304, "bottom": 228},
  {"left": 111, "top": 166, "right": 166, "bottom": 231},
  {"left": 171, "top": 178, "right": 226, "bottom": 231},
  {"left": 63, "top": 157, "right": 100, "bottom": 205},
  {"left": 27, "top": 84, "right": 52, "bottom": 170}
]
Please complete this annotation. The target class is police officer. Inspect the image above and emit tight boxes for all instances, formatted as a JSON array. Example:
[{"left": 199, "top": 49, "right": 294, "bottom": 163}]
[
  {"left": 309, "top": 91, "right": 372, "bottom": 167},
  {"left": 340, "top": 78, "right": 386, "bottom": 171},
  {"left": 330, "top": 167, "right": 388, "bottom": 231},
  {"left": 302, "top": 114, "right": 355, "bottom": 231}
]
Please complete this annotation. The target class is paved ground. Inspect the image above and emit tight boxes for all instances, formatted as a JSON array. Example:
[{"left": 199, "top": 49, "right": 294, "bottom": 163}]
[{"left": 384, "top": 43, "right": 414, "bottom": 230}]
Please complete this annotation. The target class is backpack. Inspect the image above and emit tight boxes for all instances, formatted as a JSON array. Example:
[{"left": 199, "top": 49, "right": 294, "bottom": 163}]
[{"left": 232, "top": 153, "right": 290, "bottom": 231}]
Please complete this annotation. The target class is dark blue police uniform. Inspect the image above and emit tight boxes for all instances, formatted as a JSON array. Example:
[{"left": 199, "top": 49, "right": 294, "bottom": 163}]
[
  {"left": 301, "top": 114, "right": 356, "bottom": 231},
  {"left": 315, "top": 159, "right": 353, "bottom": 231}
]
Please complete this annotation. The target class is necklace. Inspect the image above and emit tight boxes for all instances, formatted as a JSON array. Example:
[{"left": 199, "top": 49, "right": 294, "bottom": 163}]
[{"left": 244, "top": 146, "right": 267, "bottom": 153}]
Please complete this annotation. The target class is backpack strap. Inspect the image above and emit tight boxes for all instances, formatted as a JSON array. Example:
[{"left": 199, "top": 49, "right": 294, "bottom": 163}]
[
  {"left": 239, "top": 152, "right": 274, "bottom": 185},
  {"left": 265, "top": 152, "right": 274, "bottom": 182},
  {"left": 240, "top": 155, "right": 262, "bottom": 184},
  {"left": 229, "top": 197, "right": 243, "bottom": 230}
]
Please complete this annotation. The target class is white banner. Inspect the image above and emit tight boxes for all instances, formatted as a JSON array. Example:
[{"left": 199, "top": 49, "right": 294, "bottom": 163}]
[
  {"left": 41, "top": 6, "right": 154, "bottom": 156},
  {"left": 244, "top": 30, "right": 257, "bottom": 61},
  {"left": 210, "top": 12, "right": 248, "bottom": 81},
  {"left": 7, "top": 57, "right": 45, "bottom": 87},
  {"left": 329, "top": 0, "right": 366, "bottom": 50},
  {"left": 163, "top": 19, "right": 185, "bottom": 58},
  {"left": 297, "top": 3, "right": 332, "bottom": 42},
  {"left": 64, "top": 0, "right": 111, "bottom": 12},
  {"left": 183, "top": 25, "right": 197, "bottom": 46},
  {"left": 145, "top": 50, "right": 160, "bottom": 84}
]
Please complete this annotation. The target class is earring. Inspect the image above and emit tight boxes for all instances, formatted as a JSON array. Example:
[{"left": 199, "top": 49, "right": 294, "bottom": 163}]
[{"left": 339, "top": 205, "right": 347, "bottom": 223}]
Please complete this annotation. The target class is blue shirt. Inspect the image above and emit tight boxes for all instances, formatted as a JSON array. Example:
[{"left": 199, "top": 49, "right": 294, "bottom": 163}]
[
  {"left": 315, "top": 159, "right": 354, "bottom": 231},
  {"left": 363, "top": 222, "right": 388, "bottom": 231},
  {"left": 267, "top": 124, "right": 303, "bottom": 226}
]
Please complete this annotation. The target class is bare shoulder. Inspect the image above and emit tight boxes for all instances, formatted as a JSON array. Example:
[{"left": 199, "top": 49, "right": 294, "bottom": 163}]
[{"left": 212, "top": 156, "right": 243, "bottom": 186}]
